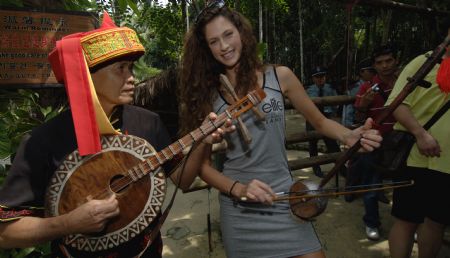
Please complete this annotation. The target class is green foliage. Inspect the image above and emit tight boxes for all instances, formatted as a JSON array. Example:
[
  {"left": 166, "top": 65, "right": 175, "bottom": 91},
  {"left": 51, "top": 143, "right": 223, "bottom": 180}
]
[
  {"left": 270, "top": 0, "right": 289, "bottom": 12},
  {"left": 257, "top": 42, "right": 267, "bottom": 61},
  {"left": 62, "top": 0, "right": 97, "bottom": 11},
  {"left": 139, "top": 3, "right": 184, "bottom": 69},
  {"left": 0, "top": 0, "right": 23, "bottom": 7},
  {"left": 133, "top": 56, "right": 162, "bottom": 82},
  {"left": 0, "top": 243, "right": 51, "bottom": 258},
  {"left": 117, "top": 0, "right": 128, "bottom": 12},
  {"left": 0, "top": 89, "right": 65, "bottom": 162},
  {"left": 0, "top": 165, "right": 5, "bottom": 186},
  {"left": 126, "top": 0, "right": 140, "bottom": 15}
]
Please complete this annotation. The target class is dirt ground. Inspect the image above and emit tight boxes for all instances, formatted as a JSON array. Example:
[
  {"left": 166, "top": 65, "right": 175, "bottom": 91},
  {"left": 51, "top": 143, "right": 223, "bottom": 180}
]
[{"left": 160, "top": 113, "right": 450, "bottom": 258}]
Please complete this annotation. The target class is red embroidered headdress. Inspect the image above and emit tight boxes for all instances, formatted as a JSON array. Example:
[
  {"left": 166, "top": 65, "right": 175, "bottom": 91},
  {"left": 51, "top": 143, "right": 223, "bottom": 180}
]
[{"left": 48, "top": 12, "right": 145, "bottom": 156}]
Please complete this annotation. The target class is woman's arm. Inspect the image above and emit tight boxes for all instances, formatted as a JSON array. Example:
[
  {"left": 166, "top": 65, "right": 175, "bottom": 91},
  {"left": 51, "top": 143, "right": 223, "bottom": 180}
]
[
  {"left": 168, "top": 141, "right": 214, "bottom": 191},
  {"left": 169, "top": 113, "right": 235, "bottom": 190},
  {"left": 276, "top": 66, "right": 381, "bottom": 151},
  {"left": 198, "top": 155, "right": 275, "bottom": 205},
  {"left": 198, "top": 150, "right": 237, "bottom": 195}
]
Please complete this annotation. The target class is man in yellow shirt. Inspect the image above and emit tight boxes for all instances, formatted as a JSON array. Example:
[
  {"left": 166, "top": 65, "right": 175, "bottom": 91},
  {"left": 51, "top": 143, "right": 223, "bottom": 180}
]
[{"left": 386, "top": 29, "right": 450, "bottom": 258}]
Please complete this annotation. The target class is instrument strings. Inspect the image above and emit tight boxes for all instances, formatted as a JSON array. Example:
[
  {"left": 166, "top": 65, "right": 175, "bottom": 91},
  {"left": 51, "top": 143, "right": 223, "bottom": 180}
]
[
  {"left": 273, "top": 180, "right": 413, "bottom": 201},
  {"left": 276, "top": 180, "right": 413, "bottom": 197},
  {"left": 90, "top": 113, "right": 230, "bottom": 200}
]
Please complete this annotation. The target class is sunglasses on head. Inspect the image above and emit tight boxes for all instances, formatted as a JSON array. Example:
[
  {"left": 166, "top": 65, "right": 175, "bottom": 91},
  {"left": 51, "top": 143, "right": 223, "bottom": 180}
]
[{"left": 194, "top": 0, "right": 226, "bottom": 25}]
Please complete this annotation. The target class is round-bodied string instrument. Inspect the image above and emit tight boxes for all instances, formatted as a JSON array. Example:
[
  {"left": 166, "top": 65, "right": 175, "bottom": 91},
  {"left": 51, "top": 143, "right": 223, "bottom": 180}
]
[
  {"left": 272, "top": 180, "right": 413, "bottom": 220},
  {"left": 285, "top": 180, "right": 327, "bottom": 220}
]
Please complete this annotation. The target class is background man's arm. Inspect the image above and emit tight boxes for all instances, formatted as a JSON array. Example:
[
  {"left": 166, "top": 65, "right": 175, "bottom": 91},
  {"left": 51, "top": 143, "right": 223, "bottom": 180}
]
[{"left": 393, "top": 104, "right": 441, "bottom": 157}]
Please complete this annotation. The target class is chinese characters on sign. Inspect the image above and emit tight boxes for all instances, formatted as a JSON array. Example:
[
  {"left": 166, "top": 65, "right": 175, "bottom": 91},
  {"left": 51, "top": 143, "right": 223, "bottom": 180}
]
[{"left": 0, "top": 10, "right": 96, "bottom": 86}]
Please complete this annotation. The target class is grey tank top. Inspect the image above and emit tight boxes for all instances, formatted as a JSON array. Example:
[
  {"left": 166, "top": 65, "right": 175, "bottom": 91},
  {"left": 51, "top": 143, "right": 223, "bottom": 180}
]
[{"left": 213, "top": 66, "right": 293, "bottom": 194}]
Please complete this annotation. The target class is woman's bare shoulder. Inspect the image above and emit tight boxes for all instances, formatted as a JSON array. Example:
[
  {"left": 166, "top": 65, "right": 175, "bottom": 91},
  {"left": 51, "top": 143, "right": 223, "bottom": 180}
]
[
  {"left": 273, "top": 65, "right": 302, "bottom": 93},
  {"left": 274, "top": 65, "right": 294, "bottom": 78}
]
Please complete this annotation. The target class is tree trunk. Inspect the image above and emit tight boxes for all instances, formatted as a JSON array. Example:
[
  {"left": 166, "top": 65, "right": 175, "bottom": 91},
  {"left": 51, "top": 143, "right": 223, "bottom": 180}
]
[
  {"left": 416, "top": 0, "right": 436, "bottom": 49},
  {"left": 381, "top": 9, "right": 392, "bottom": 44},
  {"left": 298, "top": 0, "right": 305, "bottom": 82},
  {"left": 264, "top": 2, "right": 268, "bottom": 61},
  {"left": 363, "top": 9, "right": 372, "bottom": 56},
  {"left": 343, "top": 3, "right": 354, "bottom": 93},
  {"left": 235, "top": 0, "right": 240, "bottom": 12},
  {"left": 181, "top": 0, "right": 188, "bottom": 31},
  {"left": 272, "top": 1, "right": 277, "bottom": 63},
  {"left": 258, "top": 0, "right": 263, "bottom": 43}
]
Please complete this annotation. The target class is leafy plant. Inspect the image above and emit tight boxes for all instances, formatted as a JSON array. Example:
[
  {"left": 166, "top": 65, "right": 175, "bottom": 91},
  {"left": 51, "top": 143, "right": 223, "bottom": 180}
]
[
  {"left": 133, "top": 56, "right": 162, "bottom": 82},
  {"left": 0, "top": 244, "right": 52, "bottom": 258},
  {"left": 0, "top": 0, "right": 23, "bottom": 7},
  {"left": 0, "top": 90, "right": 65, "bottom": 161}
]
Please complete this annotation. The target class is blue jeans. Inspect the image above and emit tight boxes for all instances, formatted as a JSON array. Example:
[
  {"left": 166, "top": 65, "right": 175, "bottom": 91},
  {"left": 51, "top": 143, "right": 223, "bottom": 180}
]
[{"left": 349, "top": 153, "right": 381, "bottom": 228}]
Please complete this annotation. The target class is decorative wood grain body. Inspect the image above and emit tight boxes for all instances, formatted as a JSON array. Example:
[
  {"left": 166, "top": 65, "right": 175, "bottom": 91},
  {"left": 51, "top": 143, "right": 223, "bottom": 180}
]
[{"left": 45, "top": 135, "right": 165, "bottom": 252}]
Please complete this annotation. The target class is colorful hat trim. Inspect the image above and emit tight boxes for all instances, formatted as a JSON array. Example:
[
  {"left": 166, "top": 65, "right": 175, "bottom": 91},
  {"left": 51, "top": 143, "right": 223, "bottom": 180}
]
[{"left": 81, "top": 27, "right": 144, "bottom": 68}]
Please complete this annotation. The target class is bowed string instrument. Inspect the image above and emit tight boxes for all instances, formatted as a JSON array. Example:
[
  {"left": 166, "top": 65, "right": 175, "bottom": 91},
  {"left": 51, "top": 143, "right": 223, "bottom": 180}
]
[{"left": 241, "top": 34, "right": 450, "bottom": 221}]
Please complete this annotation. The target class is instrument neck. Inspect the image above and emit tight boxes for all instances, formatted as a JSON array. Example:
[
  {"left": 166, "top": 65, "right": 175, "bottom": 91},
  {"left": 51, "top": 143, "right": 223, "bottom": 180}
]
[{"left": 138, "top": 112, "right": 230, "bottom": 178}]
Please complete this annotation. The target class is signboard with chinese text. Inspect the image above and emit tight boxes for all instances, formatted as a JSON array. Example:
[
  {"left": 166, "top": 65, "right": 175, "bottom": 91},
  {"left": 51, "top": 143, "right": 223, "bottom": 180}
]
[{"left": 0, "top": 9, "right": 96, "bottom": 87}]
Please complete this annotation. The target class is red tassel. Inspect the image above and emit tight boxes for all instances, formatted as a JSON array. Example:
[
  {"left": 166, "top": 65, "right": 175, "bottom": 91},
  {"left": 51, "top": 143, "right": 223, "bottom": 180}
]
[{"left": 437, "top": 57, "right": 450, "bottom": 94}]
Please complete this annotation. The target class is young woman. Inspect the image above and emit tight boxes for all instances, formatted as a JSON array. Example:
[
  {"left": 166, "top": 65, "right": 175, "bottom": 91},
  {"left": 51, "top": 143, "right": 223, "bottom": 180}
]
[{"left": 179, "top": 2, "right": 382, "bottom": 258}]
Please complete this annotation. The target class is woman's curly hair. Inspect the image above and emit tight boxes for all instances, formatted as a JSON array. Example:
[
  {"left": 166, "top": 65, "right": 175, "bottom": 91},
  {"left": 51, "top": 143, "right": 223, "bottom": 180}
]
[{"left": 178, "top": 5, "right": 262, "bottom": 135}]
